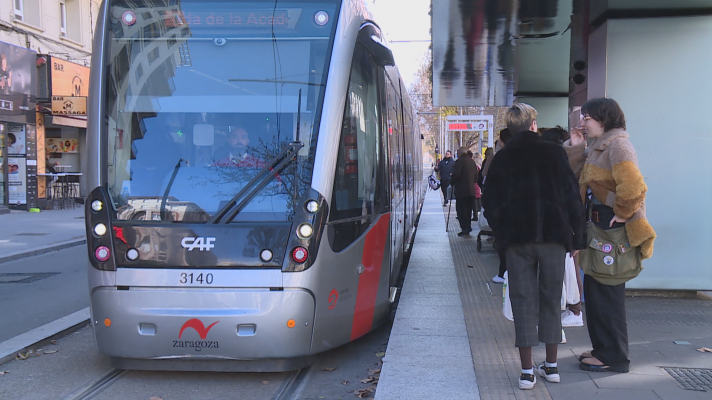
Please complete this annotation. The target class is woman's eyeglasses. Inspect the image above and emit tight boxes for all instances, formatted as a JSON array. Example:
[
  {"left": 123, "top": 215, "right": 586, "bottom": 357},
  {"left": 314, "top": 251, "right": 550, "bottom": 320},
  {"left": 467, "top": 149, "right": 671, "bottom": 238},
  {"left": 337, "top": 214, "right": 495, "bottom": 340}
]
[{"left": 583, "top": 116, "right": 594, "bottom": 122}]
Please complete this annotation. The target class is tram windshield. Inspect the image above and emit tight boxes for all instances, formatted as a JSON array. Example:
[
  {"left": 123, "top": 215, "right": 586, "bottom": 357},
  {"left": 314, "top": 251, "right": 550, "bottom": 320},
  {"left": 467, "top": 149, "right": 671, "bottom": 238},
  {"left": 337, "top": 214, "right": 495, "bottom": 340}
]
[{"left": 104, "top": 0, "right": 339, "bottom": 223}]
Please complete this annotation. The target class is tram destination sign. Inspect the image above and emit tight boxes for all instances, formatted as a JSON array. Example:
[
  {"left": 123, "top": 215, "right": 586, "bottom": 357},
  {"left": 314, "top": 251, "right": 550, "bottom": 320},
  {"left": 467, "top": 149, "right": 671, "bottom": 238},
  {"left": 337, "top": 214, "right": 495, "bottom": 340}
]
[
  {"left": 51, "top": 96, "right": 87, "bottom": 116},
  {"left": 163, "top": 10, "right": 295, "bottom": 29}
]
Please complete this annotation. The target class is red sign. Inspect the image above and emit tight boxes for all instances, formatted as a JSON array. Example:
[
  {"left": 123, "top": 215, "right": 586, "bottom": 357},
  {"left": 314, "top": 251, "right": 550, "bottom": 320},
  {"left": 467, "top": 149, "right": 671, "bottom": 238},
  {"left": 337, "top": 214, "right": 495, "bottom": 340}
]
[{"left": 448, "top": 122, "right": 488, "bottom": 131}]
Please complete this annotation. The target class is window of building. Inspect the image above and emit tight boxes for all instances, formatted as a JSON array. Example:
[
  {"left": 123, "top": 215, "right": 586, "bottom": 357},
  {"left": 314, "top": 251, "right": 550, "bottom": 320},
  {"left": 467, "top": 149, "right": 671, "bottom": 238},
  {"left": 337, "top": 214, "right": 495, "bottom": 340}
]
[
  {"left": 14, "top": 0, "right": 41, "bottom": 27},
  {"left": 59, "top": 2, "right": 67, "bottom": 36},
  {"left": 64, "top": 0, "right": 82, "bottom": 43},
  {"left": 14, "top": 0, "right": 23, "bottom": 21}
]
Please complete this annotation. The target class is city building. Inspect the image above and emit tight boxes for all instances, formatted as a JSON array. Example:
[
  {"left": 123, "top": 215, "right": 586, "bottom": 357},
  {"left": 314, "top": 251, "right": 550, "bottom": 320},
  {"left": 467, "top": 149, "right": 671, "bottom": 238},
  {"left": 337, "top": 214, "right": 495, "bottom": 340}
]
[{"left": 0, "top": 0, "right": 99, "bottom": 212}]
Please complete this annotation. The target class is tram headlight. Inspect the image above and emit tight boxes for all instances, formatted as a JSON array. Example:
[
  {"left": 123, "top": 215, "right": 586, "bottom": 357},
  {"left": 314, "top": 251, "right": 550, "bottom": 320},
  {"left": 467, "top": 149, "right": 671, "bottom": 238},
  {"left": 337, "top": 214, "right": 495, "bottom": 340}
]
[
  {"left": 260, "top": 249, "right": 273, "bottom": 262},
  {"left": 91, "top": 200, "right": 103, "bottom": 212},
  {"left": 305, "top": 200, "right": 319, "bottom": 213},
  {"left": 297, "top": 224, "right": 313, "bottom": 239},
  {"left": 126, "top": 248, "right": 140, "bottom": 261},
  {"left": 95, "top": 246, "right": 111, "bottom": 262},
  {"left": 94, "top": 223, "right": 107, "bottom": 236},
  {"left": 291, "top": 246, "right": 308, "bottom": 264},
  {"left": 314, "top": 11, "right": 329, "bottom": 26}
]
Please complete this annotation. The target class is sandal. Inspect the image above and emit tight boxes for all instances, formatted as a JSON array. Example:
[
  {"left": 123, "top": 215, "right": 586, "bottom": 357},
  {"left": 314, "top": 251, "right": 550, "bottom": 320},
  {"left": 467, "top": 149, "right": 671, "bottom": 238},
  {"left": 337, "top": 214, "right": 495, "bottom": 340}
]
[
  {"left": 578, "top": 356, "right": 629, "bottom": 373},
  {"left": 578, "top": 351, "right": 593, "bottom": 362}
]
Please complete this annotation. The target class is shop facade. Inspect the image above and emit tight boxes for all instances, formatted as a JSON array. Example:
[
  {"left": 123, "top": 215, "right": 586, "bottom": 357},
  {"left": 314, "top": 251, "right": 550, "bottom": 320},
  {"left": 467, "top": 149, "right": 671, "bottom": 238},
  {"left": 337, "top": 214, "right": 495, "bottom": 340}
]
[
  {"left": 36, "top": 55, "right": 90, "bottom": 208},
  {"left": 0, "top": 41, "right": 37, "bottom": 213}
]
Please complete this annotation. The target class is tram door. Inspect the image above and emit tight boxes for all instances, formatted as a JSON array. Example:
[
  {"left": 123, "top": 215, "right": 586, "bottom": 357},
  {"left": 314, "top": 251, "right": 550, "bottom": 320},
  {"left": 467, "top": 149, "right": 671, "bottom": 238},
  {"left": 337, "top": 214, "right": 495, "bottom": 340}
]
[{"left": 386, "top": 74, "right": 405, "bottom": 283}]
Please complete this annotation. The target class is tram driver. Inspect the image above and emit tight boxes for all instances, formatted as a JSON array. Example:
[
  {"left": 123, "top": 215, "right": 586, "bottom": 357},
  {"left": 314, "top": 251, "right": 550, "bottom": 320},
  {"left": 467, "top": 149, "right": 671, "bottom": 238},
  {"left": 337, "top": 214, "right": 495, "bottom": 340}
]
[{"left": 213, "top": 125, "right": 264, "bottom": 168}]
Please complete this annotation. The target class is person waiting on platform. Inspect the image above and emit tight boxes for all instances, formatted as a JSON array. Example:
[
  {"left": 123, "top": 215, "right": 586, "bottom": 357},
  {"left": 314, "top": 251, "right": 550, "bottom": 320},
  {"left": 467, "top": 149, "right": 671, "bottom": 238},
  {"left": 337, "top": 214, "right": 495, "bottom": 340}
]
[
  {"left": 565, "top": 98, "right": 655, "bottom": 374},
  {"left": 483, "top": 103, "right": 586, "bottom": 390},
  {"left": 450, "top": 146, "right": 478, "bottom": 236},
  {"left": 434, "top": 150, "right": 455, "bottom": 206}
]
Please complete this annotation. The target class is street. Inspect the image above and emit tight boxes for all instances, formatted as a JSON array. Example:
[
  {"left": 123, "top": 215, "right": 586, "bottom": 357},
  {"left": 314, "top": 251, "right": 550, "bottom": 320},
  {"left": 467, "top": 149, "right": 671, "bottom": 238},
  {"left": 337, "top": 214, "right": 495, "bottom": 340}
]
[{"left": 0, "top": 246, "right": 89, "bottom": 343}]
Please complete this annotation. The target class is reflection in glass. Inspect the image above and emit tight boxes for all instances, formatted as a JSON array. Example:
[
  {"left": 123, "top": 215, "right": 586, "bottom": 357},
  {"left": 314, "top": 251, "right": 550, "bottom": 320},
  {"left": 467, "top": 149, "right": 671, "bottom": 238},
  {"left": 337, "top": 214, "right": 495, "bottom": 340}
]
[{"left": 104, "top": 0, "right": 339, "bottom": 223}]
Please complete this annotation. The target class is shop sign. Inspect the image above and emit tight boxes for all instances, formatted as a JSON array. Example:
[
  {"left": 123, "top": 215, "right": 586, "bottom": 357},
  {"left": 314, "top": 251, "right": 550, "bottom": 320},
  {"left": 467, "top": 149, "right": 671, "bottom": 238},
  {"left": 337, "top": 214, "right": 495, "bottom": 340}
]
[
  {"left": 0, "top": 41, "right": 36, "bottom": 124},
  {"left": 50, "top": 58, "right": 90, "bottom": 97},
  {"left": 51, "top": 96, "right": 87, "bottom": 116}
]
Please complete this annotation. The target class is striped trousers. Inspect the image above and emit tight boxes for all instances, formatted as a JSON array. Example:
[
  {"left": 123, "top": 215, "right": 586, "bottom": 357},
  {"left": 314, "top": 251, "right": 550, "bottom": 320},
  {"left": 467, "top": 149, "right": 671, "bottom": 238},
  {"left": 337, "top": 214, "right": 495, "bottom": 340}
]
[{"left": 507, "top": 243, "right": 566, "bottom": 347}]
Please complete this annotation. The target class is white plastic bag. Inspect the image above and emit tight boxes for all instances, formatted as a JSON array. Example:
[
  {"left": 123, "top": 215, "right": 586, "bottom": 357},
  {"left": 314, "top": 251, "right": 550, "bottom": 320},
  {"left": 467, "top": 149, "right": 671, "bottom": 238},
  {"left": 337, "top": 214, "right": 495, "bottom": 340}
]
[
  {"left": 478, "top": 212, "right": 491, "bottom": 231},
  {"left": 563, "top": 253, "right": 580, "bottom": 305},
  {"left": 503, "top": 271, "right": 514, "bottom": 321}
]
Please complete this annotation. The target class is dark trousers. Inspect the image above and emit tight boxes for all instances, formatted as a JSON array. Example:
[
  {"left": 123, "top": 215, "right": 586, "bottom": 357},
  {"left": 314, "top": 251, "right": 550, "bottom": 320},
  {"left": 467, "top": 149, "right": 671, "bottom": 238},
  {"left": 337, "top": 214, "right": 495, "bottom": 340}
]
[
  {"left": 440, "top": 180, "right": 451, "bottom": 203},
  {"left": 497, "top": 248, "right": 507, "bottom": 278},
  {"left": 584, "top": 275, "right": 630, "bottom": 371},
  {"left": 583, "top": 202, "right": 630, "bottom": 371},
  {"left": 507, "top": 243, "right": 566, "bottom": 347},
  {"left": 455, "top": 195, "right": 474, "bottom": 233}
]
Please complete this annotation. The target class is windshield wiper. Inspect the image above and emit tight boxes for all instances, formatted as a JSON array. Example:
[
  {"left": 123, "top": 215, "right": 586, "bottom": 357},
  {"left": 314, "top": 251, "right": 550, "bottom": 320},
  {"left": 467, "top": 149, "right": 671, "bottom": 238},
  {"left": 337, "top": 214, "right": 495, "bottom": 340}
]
[
  {"left": 208, "top": 141, "right": 304, "bottom": 224},
  {"left": 160, "top": 159, "right": 187, "bottom": 221}
]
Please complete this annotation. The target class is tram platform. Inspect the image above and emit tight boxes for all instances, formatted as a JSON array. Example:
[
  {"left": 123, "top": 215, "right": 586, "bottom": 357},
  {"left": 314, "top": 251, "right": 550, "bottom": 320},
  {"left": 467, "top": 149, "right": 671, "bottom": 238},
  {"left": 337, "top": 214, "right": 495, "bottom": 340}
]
[{"left": 376, "top": 188, "right": 712, "bottom": 400}]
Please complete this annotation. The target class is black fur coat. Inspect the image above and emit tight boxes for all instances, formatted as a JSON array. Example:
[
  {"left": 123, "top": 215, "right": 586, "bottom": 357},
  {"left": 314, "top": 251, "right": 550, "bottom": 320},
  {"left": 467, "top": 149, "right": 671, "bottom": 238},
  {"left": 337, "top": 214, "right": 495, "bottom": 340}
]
[{"left": 482, "top": 131, "right": 586, "bottom": 252}]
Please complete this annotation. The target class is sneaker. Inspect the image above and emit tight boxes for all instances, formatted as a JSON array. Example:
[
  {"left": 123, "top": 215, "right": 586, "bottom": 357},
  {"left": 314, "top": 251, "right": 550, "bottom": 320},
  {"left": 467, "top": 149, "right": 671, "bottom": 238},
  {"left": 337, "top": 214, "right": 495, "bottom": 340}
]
[
  {"left": 560, "top": 328, "right": 567, "bottom": 344},
  {"left": 492, "top": 275, "right": 505, "bottom": 284},
  {"left": 536, "top": 363, "right": 561, "bottom": 383},
  {"left": 457, "top": 231, "right": 471, "bottom": 236},
  {"left": 519, "top": 373, "right": 536, "bottom": 390},
  {"left": 561, "top": 310, "right": 584, "bottom": 327}
]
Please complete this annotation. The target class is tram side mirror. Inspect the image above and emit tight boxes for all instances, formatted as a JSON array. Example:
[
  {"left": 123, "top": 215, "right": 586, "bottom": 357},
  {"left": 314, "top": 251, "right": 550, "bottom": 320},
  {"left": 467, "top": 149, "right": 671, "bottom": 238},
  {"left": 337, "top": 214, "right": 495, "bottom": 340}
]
[
  {"left": 359, "top": 33, "right": 395, "bottom": 67},
  {"left": 193, "top": 124, "right": 215, "bottom": 147}
]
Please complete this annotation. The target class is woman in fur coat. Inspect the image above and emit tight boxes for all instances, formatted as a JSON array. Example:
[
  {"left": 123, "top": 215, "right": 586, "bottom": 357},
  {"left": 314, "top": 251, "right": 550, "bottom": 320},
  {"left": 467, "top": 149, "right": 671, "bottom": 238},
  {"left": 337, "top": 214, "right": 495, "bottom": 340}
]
[{"left": 565, "top": 98, "right": 656, "bottom": 373}]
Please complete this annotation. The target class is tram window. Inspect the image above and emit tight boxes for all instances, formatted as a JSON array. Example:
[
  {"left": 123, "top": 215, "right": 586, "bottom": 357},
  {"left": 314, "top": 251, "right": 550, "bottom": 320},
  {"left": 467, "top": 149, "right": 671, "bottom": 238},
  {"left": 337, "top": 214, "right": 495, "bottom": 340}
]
[{"left": 328, "top": 44, "right": 384, "bottom": 250}]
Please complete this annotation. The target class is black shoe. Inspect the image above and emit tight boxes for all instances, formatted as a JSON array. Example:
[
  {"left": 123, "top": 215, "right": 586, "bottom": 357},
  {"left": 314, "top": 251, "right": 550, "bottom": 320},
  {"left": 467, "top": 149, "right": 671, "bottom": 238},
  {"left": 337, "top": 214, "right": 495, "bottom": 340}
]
[
  {"left": 457, "top": 231, "right": 471, "bottom": 236},
  {"left": 471, "top": 217, "right": 478, "bottom": 221},
  {"left": 443, "top": 202, "right": 448, "bottom": 206}
]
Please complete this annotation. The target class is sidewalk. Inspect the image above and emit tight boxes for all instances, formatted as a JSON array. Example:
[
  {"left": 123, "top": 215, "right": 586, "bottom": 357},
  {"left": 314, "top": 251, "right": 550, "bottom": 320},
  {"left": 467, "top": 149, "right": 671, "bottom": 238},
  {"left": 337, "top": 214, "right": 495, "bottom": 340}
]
[
  {"left": 0, "top": 207, "right": 86, "bottom": 263},
  {"left": 377, "top": 188, "right": 712, "bottom": 400}
]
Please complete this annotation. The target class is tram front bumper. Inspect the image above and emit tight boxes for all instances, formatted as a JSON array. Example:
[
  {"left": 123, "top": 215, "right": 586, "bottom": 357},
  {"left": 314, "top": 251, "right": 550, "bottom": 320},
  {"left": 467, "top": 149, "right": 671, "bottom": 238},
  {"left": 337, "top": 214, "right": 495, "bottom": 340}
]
[{"left": 90, "top": 287, "right": 315, "bottom": 360}]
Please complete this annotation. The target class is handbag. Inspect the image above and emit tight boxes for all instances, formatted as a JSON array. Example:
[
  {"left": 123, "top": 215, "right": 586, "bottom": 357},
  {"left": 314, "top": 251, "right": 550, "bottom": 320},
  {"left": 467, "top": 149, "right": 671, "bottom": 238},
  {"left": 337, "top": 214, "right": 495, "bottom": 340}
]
[
  {"left": 428, "top": 172, "right": 441, "bottom": 190},
  {"left": 580, "top": 206, "right": 643, "bottom": 286}
]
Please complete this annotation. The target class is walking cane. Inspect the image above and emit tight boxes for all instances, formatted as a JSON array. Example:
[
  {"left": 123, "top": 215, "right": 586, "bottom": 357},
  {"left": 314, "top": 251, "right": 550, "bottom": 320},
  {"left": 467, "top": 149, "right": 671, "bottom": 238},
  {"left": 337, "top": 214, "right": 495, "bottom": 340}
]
[{"left": 445, "top": 185, "right": 453, "bottom": 232}]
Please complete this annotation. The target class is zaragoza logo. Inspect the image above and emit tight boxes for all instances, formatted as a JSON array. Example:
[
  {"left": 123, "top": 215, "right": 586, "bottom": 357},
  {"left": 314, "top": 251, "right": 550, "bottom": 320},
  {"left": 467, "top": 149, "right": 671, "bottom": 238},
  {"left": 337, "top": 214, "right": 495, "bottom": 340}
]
[{"left": 179, "top": 318, "right": 219, "bottom": 339}]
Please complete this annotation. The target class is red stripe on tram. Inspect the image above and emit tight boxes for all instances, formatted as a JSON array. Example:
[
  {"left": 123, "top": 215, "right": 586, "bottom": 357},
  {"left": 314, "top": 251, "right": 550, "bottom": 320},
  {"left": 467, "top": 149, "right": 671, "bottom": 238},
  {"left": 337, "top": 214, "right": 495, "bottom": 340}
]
[{"left": 350, "top": 214, "right": 390, "bottom": 341}]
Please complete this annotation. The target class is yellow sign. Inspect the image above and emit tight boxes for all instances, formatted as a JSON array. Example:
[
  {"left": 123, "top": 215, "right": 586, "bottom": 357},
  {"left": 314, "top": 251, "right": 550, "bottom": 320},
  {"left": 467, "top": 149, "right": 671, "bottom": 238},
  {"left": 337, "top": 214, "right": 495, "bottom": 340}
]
[
  {"left": 51, "top": 96, "right": 87, "bottom": 116},
  {"left": 51, "top": 58, "right": 90, "bottom": 97}
]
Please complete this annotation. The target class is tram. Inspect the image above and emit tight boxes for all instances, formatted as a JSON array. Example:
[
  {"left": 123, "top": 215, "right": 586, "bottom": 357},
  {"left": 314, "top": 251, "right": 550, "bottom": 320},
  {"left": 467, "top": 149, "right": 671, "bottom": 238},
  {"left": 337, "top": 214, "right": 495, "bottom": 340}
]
[{"left": 85, "top": 0, "right": 423, "bottom": 371}]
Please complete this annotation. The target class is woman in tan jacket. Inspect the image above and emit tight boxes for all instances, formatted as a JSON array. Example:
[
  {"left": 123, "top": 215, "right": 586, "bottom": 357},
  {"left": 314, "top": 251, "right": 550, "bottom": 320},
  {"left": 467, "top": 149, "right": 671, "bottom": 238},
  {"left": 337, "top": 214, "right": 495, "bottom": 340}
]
[{"left": 564, "top": 98, "right": 656, "bottom": 373}]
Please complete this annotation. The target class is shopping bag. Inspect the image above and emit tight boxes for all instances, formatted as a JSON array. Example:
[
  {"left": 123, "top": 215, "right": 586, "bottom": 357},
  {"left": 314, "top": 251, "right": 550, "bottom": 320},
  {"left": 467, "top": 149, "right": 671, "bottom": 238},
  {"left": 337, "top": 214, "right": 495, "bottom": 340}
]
[
  {"left": 564, "top": 253, "right": 580, "bottom": 305},
  {"left": 503, "top": 271, "right": 514, "bottom": 321},
  {"left": 478, "top": 212, "right": 491, "bottom": 231}
]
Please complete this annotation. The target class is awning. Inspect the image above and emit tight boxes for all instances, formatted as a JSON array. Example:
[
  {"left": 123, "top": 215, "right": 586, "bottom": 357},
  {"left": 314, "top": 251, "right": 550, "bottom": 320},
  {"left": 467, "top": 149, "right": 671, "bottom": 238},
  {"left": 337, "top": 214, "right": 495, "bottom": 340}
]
[{"left": 50, "top": 115, "right": 87, "bottom": 128}]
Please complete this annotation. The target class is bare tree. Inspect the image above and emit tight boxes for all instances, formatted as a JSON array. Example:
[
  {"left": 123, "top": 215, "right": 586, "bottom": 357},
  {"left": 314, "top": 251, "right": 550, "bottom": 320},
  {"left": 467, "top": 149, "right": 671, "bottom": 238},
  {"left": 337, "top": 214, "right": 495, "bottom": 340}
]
[{"left": 408, "top": 51, "right": 509, "bottom": 160}]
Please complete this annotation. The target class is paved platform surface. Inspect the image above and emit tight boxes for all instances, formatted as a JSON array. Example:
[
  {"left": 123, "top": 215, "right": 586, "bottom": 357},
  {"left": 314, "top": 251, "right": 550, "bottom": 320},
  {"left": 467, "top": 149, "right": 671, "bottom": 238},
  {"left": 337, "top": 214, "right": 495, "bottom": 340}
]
[
  {"left": 377, "top": 188, "right": 712, "bottom": 400},
  {"left": 0, "top": 207, "right": 85, "bottom": 263}
]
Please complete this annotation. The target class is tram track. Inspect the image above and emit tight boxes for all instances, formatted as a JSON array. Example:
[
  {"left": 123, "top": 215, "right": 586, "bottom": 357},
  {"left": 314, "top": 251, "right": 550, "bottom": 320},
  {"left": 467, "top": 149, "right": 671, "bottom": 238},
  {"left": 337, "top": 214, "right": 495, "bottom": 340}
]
[
  {"left": 58, "top": 364, "right": 313, "bottom": 400},
  {"left": 271, "top": 365, "right": 313, "bottom": 400},
  {"left": 62, "top": 368, "right": 128, "bottom": 400}
]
